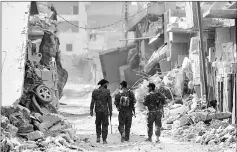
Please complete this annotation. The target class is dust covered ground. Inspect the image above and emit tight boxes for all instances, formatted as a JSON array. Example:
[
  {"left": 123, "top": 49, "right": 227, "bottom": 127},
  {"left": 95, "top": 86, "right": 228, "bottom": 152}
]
[{"left": 59, "top": 84, "right": 235, "bottom": 152}]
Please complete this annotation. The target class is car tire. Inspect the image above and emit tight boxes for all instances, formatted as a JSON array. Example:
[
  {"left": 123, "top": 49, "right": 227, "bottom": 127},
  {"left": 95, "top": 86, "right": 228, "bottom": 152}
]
[{"left": 35, "top": 85, "right": 53, "bottom": 104}]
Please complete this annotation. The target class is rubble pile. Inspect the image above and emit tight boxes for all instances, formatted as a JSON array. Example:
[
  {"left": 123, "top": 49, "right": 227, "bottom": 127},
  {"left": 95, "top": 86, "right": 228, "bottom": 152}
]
[
  {"left": 134, "top": 68, "right": 185, "bottom": 111},
  {"left": 162, "top": 94, "right": 236, "bottom": 149},
  {"left": 169, "top": 120, "right": 236, "bottom": 149},
  {"left": 0, "top": 4, "right": 73, "bottom": 152},
  {"left": 135, "top": 56, "right": 236, "bottom": 150},
  {"left": 1, "top": 106, "right": 87, "bottom": 152}
]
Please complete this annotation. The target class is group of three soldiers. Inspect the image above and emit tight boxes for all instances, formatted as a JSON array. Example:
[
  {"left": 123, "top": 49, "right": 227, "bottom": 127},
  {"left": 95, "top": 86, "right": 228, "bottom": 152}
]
[{"left": 90, "top": 79, "right": 166, "bottom": 144}]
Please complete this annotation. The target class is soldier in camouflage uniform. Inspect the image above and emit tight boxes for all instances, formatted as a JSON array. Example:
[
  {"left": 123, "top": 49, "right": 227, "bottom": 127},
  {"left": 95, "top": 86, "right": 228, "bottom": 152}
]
[
  {"left": 143, "top": 83, "right": 166, "bottom": 143},
  {"left": 90, "top": 79, "right": 112, "bottom": 144},
  {"left": 114, "top": 81, "right": 136, "bottom": 142}
]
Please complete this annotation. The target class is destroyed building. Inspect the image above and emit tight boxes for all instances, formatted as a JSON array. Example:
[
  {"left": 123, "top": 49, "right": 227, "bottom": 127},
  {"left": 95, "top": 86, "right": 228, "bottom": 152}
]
[{"left": 1, "top": 2, "right": 86, "bottom": 152}]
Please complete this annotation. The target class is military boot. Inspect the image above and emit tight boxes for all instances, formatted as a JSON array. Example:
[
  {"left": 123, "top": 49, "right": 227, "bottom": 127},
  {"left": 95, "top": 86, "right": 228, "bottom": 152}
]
[
  {"left": 156, "top": 136, "right": 160, "bottom": 143},
  {"left": 125, "top": 134, "right": 129, "bottom": 142},
  {"left": 121, "top": 133, "right": 125, "bottom": 143},
  {"left": 103, "top": 139, "right": 108, "bottom": 144},
  {"left": 96, "top": 136, "right": 100, "bottom": 143},
  {"left": 145, "top": 137, "right": 152, "bottom": 142}
]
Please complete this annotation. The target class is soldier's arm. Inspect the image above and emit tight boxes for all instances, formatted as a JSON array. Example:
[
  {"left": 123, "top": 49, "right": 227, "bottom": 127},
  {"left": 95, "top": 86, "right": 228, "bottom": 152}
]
[
  {"left": 143, "top": 95, "right": 149, "bottom": 106},
  {"left": 90, "top": 90, "right": 95, "bottom": 113},
  {"left": 130, "top": 91, "right": 136, "bottom": 111},
  {"left": 158, "top": 91, "right": 167, "bottom": 105},
  {"left": 114, "top": 93, "right": 120, "bottom": 109},
  {"left": 107, "top": 90, "right": 113, "bottom": 114}
]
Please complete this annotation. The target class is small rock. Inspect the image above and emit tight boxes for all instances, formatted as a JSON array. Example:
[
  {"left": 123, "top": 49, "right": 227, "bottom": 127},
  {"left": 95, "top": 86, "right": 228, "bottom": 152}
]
[
  {"left": 176, "top": 130, "right": 184, "bottom": 136},
  {"left": 166, "top": 124, "right": 172, "bottom": 130},
  {"left": 219, "top": 142, "right": 225, "bottom": 146},
  {"left": 208, "top": 140, "right": 216, "bottom": 145},
  {"left": 210, "top": 129, "right": 216, "bottom": 135},
  {"left": 27, "top": 131, "right": 44, "bottom": 141},
  {"left": 186, "top": 133, "right": 196, "bottom": 140},
  {"left": 226, "top": 125, "right": 236, "bottom": 134},
  {"left": 205, "top": 134, "right": 216, "bottom": 144},
  {"left": 218, "top": 132, "right": 226, "bottom": 138},
  {"left": 216, "top": 128, "right": 223, "bottom": 134},
  {"left": 5, "top": 124, "right": 18, "bottom": 137},
  {"left": 226, "top": 136, "right": 235, "bottom": 143},
  {"left": 1, "top": 116, "right": 10, "bottom": 129},
  {"left": 195, "top": 136, "right": 202, "bottom": 143},
  {"left": 182, "top": 126, "right": 190, "bottom": 130}
]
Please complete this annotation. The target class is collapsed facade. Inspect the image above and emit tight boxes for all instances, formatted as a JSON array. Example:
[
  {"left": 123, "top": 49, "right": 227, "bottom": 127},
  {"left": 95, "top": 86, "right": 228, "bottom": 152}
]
[{"left": 0, "top": 2, "right": 84, "bottom": 152}]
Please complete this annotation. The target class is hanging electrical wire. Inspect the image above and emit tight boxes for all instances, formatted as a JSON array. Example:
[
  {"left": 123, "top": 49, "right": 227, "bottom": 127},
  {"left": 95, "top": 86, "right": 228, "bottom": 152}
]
[{"left": 38, "top": 2, "right": 156, "bottom": 30}]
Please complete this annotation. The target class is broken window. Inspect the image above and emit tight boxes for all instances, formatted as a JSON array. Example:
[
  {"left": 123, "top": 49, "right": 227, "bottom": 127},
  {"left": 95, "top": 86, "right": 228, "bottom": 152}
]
[
  {"left": 49, "top": 2, "right": 78, "bottom": 15},
  {"left": 66, "top": 44, "right": 73, "bottom": 52},
  {"left": 73, "top": 5, "right": 79, "bottom": 15},
  {"left": 89, "top": 33, "right": 97, "bottom": 41}
]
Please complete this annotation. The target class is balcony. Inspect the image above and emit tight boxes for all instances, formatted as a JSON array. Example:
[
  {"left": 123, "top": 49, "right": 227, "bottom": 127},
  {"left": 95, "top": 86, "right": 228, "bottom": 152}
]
[{"left": 127, "top": 2, "right": 173, "bottom": 32}]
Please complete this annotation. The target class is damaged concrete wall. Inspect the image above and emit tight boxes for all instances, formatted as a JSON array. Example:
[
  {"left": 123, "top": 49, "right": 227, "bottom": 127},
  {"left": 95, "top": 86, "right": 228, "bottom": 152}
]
[
  {"left": 2, "top": 2, "right": 30, "bottom": 106},
  {"left": 99, "top": 48, "right": 129, "bottom": 92},
  {"left": 99, "top": 44, "right": 136, "bottom": 92},
  {"left": 215, "top": 27, "right": 236, "bottom": 61},
  {"left": 170, "top": 43, "right": 189, "bottom": 68}
]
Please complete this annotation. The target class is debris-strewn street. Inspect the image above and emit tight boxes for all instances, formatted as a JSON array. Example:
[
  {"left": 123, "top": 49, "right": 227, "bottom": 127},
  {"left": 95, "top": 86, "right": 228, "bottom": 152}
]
[
  {"left": 59, "top": 84, "right": 236, "bottom": 152},
  {"left": 2, "top": 1, "right": 237, "bottom": 152}
]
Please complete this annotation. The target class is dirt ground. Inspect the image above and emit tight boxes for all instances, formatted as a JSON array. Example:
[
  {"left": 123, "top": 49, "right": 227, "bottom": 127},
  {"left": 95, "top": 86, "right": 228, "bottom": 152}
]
[{"left": 59, "top": 84, "right": 235, "bottom": 152}]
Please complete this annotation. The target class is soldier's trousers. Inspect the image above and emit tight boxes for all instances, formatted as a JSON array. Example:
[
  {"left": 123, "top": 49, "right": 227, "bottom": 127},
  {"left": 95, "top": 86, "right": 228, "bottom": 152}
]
[
  {"left": 95, "top": 112, "right": 109, "bottom": 140},
  {"left": 118, "top": 111, "right": 132, "bottom": 140},
  {"left": 147, "top": 111, "right": 162, "bottom": 138}
]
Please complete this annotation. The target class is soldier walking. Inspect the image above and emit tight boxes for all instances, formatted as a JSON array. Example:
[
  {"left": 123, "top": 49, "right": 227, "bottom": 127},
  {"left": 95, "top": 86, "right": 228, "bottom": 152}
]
[
  {"left": 143, "top": 83, "right": 166, "bottom": 143},
  {"left": 90, "top": 79, "right": 113, "bottom": 144},
  {"left": 114, "top": 81, "right": 136, "bottom": 142}
]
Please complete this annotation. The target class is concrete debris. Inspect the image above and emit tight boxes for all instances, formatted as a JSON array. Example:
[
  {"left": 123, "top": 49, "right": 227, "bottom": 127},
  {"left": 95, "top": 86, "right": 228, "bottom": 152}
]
[
  {"left": 27, "top": 131, "right": 44, "bottom": 141},
  {"left": 5, "top": 124, "right": 19, "bottom": 137},
  {"left": 0, "top": 105, "right": 85, "bottom": 152},
  {"left": 134, "top": 58, "right": 236, "bottom": 150}
]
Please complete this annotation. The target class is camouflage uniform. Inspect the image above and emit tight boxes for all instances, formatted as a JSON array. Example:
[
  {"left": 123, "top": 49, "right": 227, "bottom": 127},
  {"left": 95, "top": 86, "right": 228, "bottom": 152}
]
[
  {"left": 143, "top": 91, "right": 165, "bottom": 139},
  {"left": 90, "top": 87, "right": 112, "bottom": 140},
  {"left": 114, "top": 89, "right": 136, "bottom": 141}
]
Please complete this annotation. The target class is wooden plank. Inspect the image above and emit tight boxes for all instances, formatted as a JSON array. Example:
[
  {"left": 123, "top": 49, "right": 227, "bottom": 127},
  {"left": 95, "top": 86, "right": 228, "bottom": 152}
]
[{"left": 203, "top": 9, "right": 237, "bottom": 19}]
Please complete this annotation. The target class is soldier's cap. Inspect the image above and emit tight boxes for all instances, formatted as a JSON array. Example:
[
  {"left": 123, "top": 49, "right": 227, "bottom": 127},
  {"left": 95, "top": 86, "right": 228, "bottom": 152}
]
[
  {"left": 147, "top": 83, "right": 155, "bottom": 89},
  {"left": 97, "top": 79, "right": 109, "bottom": 86},
  {"left": 120, "top": 81, "right": 127, "bottom": 87}
]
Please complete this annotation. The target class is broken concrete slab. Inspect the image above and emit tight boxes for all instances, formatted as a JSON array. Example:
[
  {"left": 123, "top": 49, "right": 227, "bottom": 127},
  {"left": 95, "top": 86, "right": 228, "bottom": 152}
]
[
  {"left": 17, "top": 124, "right": 34, "bottom": 134},
  {"left": 1, "top": 116, "right": 10, "bottom": 129},
  {"left": 27, "top": 131, "right": 44, "bottom": 141},
  {"left": 5, "top": 124, "right": 18, "bottom": 137}
]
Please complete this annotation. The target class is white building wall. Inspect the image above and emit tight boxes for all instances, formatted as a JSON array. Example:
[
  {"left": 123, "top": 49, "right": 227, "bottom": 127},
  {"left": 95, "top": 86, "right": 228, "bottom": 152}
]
[{"left": 56, "top": 2, "right": 88, "bottom": 55}]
